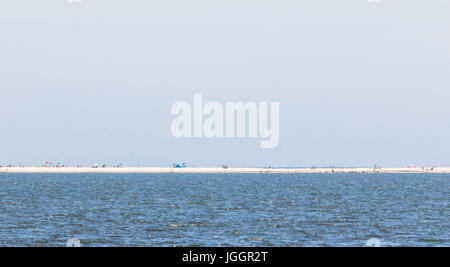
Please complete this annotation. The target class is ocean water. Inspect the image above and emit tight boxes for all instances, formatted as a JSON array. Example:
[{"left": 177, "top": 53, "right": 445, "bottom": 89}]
[{"left": 0, "top": 173, "right": 448, "bottom": 247}]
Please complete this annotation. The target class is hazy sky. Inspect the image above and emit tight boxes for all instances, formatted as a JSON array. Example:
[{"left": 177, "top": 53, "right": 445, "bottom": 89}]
[{"left": 1, "top": 0, "right": 449, "bottom": 167}]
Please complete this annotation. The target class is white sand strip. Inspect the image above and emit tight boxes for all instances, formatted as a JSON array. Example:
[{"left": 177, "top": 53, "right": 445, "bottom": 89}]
[{"left": 0, "top": 167, "right": 449, "bottom": 174}]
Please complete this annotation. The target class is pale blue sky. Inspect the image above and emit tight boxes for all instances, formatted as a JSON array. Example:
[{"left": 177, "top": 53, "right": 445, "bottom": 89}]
[{"left": 0, "top": 0, "right": 449, "bottom": 167}]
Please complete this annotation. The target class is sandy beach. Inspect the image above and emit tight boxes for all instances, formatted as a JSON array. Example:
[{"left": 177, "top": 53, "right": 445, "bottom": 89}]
[{"left": 0, "top": 167, "right": 449, "bottom": 174}]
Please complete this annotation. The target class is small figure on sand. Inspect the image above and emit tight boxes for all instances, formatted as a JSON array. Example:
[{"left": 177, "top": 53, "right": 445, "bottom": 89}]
[{"left": 172, "top": 162, "right": 187, "bottom": 168}]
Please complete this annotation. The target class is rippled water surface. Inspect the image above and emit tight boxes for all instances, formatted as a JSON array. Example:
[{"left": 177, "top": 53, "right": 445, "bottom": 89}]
[{"left": 0, "top": 173, "right": 448, "bottom": 246}]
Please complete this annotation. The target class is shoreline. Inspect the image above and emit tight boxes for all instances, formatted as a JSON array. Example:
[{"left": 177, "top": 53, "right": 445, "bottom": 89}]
[{"left": 0, "top": 167, "right": 449, "bottom": 174}]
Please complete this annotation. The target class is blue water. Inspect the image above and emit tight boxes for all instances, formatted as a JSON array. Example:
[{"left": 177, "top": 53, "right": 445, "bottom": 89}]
[{"left": 0, "top": 173, "right": 448, "bottom": 247}]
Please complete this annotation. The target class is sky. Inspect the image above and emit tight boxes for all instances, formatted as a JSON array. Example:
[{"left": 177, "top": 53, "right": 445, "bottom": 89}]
[{"left": 0, "top": 0, "right": 449, "bottom": 167}]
